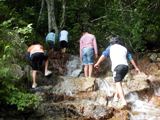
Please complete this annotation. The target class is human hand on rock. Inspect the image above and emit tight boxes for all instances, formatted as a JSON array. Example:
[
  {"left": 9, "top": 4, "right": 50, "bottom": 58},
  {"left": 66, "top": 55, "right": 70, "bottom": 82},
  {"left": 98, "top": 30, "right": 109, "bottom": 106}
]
[{"left": 135, "top": 68, "right": 140, "bottom": 75}]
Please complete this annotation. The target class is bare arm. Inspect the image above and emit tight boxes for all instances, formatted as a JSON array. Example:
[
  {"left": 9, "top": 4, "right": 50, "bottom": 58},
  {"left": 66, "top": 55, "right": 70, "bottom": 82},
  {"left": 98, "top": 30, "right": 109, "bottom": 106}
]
[
  {"left": 94, "top": 55, "right": 105, "bottom": 68},
  {"left": 130, "top": 59, "right": 140, "bottom": 74},
  {"left": 94, "top": 54, "right": 98, "bottom": 59}
]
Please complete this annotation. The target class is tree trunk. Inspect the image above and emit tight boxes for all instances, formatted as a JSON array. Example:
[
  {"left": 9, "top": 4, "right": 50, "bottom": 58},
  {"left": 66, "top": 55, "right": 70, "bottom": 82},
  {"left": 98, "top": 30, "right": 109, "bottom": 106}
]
[
  {"left": 104, "top": 0, "right": 107, "bottom": 14},
  {"left": 60, "top": 0, "right": 66, "bottom": 29},
  {"left": 45, "top": 0, "right": 58, "bottom": 39},
  {"left": 36, "top": 0, "right": 45, "bottom": 30}
]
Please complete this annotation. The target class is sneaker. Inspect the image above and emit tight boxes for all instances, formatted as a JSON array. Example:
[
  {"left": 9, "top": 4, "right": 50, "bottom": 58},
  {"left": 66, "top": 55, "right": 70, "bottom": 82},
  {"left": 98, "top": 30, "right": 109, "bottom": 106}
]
[
  {"left": 113, "top": 96, "right": 118, "bottom": 102},
  {"left": 122, "top": 101, "right": 127, "bottom": 106},
  {"left": 45, "top": 70, "right": 52, "bottom": 76},
  {"left": 32, "top": 83, "right": 37, "bottom": 88}
]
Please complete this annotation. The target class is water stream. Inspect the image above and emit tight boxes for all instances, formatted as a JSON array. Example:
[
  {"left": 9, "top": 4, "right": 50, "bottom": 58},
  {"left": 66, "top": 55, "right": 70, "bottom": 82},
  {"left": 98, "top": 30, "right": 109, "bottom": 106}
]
[
  {"left": 55, "top": 55, "right": 160, "bottom": 119},
  {"left": 66, "top": 55, "right": 83, "bottom": 77}
]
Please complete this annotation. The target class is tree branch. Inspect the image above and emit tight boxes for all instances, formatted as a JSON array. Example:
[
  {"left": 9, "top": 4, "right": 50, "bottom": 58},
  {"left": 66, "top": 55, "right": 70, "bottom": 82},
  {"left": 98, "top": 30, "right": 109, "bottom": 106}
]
[{"left": 36, "top": 0, "right": 45, "bottom": 30}]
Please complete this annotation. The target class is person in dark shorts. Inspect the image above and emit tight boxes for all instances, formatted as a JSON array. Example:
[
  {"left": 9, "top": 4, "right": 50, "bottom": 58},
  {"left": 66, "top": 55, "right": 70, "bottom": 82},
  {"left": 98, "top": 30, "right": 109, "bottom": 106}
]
[
  {"left": 94, "top": 35, "right": 140, "bottom": 106},
  {"left": 59, "top": 27, "right": 69, "bottom": 53},
  {"left": 27, "top": 41, "right": 52, "bottom": 88},
  {"left": 46, "top": 29, "right": 55, "bottom": 51}
]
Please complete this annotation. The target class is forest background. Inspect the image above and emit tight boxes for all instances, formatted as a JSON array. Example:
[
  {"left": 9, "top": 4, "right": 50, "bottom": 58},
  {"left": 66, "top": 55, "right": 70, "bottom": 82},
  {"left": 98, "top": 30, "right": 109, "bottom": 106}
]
[{"left": 0, "top": 0, "right": 160, "bottom": 111}]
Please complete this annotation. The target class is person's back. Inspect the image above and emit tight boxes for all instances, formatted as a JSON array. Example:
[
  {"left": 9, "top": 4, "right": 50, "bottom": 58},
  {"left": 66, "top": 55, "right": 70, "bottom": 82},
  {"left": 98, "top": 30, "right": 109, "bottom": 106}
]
[
  {"left": 59, "top": 27, "right": 69, "bottom": 53},
  {"left": 110, "top": 44, "right": 128, "bottom": 71},
  {"left": 28, "top": 44, "right": 44, "bottom": 56},
  {"left": 46, "top": 29, "right": 55, "bottom": 51},
  {"left": 79, "top": 29, "right": 98, "bottom": 77},
  {"left": 27, "top": 41, "right": 52, "bottom": 88},
  {"left": 94, "top": 35, "right": 140, "bottom": 107},
  {"left": 46, "top": 32, "right": 55, "bottom": 43},
  {"left": 80, "top": 33, "right": 95, "bottom": 48},
  {"left": 80, "top": 32, "right": 98, "bottom": 58},
  {"left": 59, "top": 30, "right": 69, "bottom": 42}
]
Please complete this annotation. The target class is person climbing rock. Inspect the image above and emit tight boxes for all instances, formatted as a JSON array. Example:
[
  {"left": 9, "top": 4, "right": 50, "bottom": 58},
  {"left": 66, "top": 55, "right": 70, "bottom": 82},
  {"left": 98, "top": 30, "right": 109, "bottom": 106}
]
[
  {"left": 46, "top": 29, "right": 55, "bottom": 51},
  {"left": 59, "top": 27, "right": 69, "bottom": 53},
  {"left": 80, "top": 29, "right": 98, "bottom": 77},
  {"left": 27, "top": 41, "right": 52, "bottom": 88},
  {"left": 94, "top": 35, "right": 140, "bottom": 106}
]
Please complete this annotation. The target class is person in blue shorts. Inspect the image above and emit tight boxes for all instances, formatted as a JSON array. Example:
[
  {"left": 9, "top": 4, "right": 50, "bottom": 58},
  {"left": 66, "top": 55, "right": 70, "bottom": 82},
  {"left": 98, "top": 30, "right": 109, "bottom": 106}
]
[
  {"left": 94, "top": 35, "right": 140, "bottom": 106},
  {"left": 80, "top": 29, "right": 98, "bottom": 77}
]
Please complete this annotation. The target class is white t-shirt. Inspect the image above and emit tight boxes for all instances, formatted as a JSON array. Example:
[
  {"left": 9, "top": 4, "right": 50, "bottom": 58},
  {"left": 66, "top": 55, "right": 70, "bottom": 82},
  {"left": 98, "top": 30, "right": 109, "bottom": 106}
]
[
  {"left": 59, "top": 30, "right": 69, "bottom": 42},
  {"left": 110, "top": 44, "right": 128, "bottom": 71}
]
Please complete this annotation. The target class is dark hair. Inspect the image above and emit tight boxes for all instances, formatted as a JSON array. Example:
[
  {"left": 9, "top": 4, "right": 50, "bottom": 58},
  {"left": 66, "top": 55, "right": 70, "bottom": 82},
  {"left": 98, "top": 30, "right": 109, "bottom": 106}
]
[
  {"left": 109, "top": 35, "right": 123, "bottom": 45},
  {"left": 33, "top": 41, "right": 40, "bottom": 45},
  {"left": 62, "top": 27, "right": 66, "bottom": 30},
  {"left": 82, "top": 29, "right": 90, "bottom": 33},
  {"left": 50, "top": 29, "right": 55, "bottom": 33}
]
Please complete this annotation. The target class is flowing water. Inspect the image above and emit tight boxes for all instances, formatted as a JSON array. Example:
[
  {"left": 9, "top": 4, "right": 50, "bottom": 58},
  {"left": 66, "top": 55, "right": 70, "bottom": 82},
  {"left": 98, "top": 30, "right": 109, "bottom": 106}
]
[
  {"left": 99, "top": 78, "right": 160, "bottom": 119},
  {"left": 66, "top": 55, "right": 83, "bottom": 77},
  {"left": 63, "top": 56, "right": 160, "bottom": 119}
]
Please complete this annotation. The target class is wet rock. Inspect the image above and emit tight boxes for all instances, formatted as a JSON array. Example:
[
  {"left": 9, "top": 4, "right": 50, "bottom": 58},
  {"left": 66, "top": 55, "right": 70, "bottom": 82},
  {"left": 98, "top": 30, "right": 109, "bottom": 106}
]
[
  {"left": 3, "top": 51, "right": 160, "bottom": 120},
  {"left": 51, "top": 77, "right": 96, "bottom": 95},
  {"left": 60, "top": 99, "right": 113, "bottom": 119},
  {"left": 149, "top": 53, "right": 157, "bottom": 62},
  {"left": 73, "top": 90, "right": 108, "bottom": 106},
  {"left": 108, "top": 110, "right": 130, "bottom": 120},
  {"left": 157, "top": 88, "right": 160, "bottom": 95},
  {"left": 144, "top": 95, "right": 160, "bottom": 108},
  {"left": 93, "top": 57, "right": 111, "bottom": 77},
  {"left": 83, "top": 105, "right": 113, "bottom": 119},
  {"left": 47, "top": 51, "right": 71, "bottom": 75}
]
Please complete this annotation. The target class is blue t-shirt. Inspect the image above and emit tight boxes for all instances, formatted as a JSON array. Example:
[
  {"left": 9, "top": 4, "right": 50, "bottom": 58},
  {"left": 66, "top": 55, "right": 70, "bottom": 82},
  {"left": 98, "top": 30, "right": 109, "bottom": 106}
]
[{"left": 46, "top": 32, "right": 55, "bottom": 43}]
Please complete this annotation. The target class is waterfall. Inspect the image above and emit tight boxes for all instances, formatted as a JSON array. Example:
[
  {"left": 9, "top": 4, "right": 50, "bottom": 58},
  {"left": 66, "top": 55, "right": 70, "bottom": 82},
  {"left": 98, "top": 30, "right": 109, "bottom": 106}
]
[
  {"left": 99, "top": 78, "right": 160, "bottom": 120},
  {"left": 54, "top": 55, "right": 160, "bottom": 120},
  {"left": 66, "top": 55, "right": 83, "bottom": 77},
  {"left": 99, "top": 77, "right": 115, "bottom": 97}
]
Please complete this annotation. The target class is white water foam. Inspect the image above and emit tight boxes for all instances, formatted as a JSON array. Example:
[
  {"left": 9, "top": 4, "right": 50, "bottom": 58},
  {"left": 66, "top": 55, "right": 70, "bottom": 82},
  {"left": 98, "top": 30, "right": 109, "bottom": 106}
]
[
  {"left": 99, "top": 78, "right": 115, "bottom": 97},
  {"left": 126, "top": 92, "right": 160, "bottom": 120},
  {"left": 66, "top": 55, "right": 83, "bottom": 77},
  {"left": 98, "top": 79, "right": 160, "bottom": 120}
]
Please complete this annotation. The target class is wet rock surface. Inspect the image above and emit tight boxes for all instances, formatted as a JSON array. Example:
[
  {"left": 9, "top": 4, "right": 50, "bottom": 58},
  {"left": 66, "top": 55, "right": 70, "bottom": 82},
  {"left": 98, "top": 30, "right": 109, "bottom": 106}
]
[{"left": 1, "top": 51, "right": 160, "bottom": 119}]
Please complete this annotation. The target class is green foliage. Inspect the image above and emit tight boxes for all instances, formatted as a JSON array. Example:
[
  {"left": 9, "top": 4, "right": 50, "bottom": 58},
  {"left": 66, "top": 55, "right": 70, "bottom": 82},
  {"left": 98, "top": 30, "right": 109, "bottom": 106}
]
[
  {"left": 1, "top": 0, "right": 160, "bottom": 53},
  {"left": 0, "top": 66, "right": 39, "bottom": 111},
  {"left": 94, "top": 0, "right": 160, "bottom": 52},
  {"left": 0, "top": 19, "right": 39, "bottom": 111}
]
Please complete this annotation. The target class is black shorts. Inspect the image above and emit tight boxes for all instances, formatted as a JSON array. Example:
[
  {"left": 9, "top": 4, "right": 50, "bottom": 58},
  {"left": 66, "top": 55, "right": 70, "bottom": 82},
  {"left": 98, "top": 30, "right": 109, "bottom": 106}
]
[
  {"left": 113, "top": 65, "right": 128, "bottom": 83},
  {"left": 31, "top": 52, "right": 48, "bottom": 70},
  {"left": 60, "top": 41, "right": 68, "bottom": 48},
  {"left": 47, "top": 40, "right": 54, "bottom": 49}
]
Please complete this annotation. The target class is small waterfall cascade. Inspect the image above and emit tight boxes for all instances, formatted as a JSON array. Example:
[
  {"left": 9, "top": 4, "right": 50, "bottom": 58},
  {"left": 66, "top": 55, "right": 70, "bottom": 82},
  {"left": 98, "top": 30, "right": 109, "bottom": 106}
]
[
  {"left": 128, "top": 92, "right": 160, "bottom": 120},
  {"left": 51, "top": 54, "right": 160, "bottom": 119},
  {"left": 99, "top": 77, "right": 115, "bottom": 97},
  {"left": 99, "top": 78, "right": 160, "bottom": 120},
  {"left": 56, "top": 76, "right": 73, "bottom": 96},
  {"left": 66, "top": 55, "right": 83, "bottom": 77}
]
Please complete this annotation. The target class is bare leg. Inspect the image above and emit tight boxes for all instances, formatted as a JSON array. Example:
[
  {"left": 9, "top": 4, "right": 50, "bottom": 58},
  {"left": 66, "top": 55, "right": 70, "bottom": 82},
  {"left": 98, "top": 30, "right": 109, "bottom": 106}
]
[
  {"left": 62, "top": 48, "right": 65, "bottom": 53},
  {"left": 113, "top": 85, "right": 119, "bottom": 102},
  {"left": 115, "top": 85, "right": 119, "bottom": 97},
  {"left": 84, "top": 65, "right": 89, "bottom": 77},
  {"left": 44, "top": 59, "right": 49, "bottom": 74},
  {"left": 63, "top": 48, "right": 66, "bottom": 53},
  {"left": 32, "top": 70, "right": 37, "bottom": 86},
  {"left": 115, "top": 82, "right": 126, "bottom": 103},
  {"left": 88, "top": 64, "right": 93, "bottom": 77},
  {"left": 50, "top": 48, "right": 54, "bottom": 51}
]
